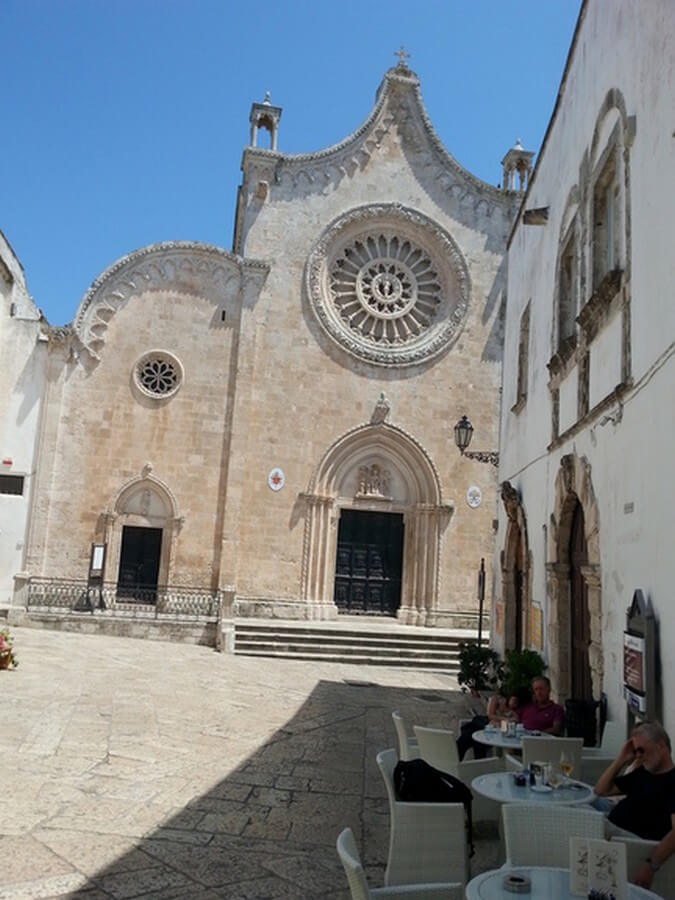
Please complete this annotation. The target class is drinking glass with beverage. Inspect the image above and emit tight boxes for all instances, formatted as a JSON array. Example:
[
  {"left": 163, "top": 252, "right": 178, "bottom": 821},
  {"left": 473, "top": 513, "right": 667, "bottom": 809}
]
[{"left": 560, "top": 750, "right": 574, "bottom": 784}]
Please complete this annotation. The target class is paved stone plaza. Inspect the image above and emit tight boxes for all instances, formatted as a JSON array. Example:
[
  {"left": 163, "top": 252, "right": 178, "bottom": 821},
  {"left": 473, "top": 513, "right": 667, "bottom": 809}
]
[{"left": 0, "top": 628, "right": 500, "bottom": 899}]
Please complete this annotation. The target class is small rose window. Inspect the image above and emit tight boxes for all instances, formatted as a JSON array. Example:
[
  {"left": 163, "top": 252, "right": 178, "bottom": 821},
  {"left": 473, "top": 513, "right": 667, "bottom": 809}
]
[{"left": 134, "top": 351, "right": 183, "bottom": 399}]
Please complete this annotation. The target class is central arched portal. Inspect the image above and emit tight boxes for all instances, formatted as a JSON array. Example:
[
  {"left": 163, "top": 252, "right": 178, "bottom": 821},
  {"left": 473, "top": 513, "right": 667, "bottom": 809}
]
[{"left": 301, "top": 421, "right": 452, "bottom": 625}]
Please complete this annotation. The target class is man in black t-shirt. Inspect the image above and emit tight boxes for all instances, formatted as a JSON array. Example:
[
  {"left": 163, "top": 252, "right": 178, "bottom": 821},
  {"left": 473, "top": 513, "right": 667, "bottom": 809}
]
[{"left": 595, "top": 721, "right": 675, "bottom": 890}]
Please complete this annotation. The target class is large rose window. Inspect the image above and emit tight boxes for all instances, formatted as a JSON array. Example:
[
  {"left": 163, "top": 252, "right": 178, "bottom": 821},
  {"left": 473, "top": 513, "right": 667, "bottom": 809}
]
[{"left": 307, "top": 205, "right": 470, "bottom": 366}]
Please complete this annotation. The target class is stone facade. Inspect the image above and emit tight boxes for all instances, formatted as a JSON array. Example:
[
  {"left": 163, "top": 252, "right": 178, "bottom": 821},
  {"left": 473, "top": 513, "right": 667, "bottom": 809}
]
[
  {"left": 9, "top": 62, "right": 522, "bottom": 628},
  {"left": 496, "top": 0, "right": 675, "bottom": 729}
]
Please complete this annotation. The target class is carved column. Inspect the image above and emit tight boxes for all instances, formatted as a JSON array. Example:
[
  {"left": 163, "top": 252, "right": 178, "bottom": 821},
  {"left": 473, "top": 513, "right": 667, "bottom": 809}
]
[
  {"left": 581, "top": 563, "right": 604, "bottom": 699},
  {"left": 398, "top": 503, "right": 450, "bottom": 627},
  {"left": 300, "top": 493, "right": 338, "bottom": 620},
  {"left": 546, "top": 561, "right": 571, "bottom": 699},
  {"left": 501, "top": 566, "right": 517, "bottom": 650}
]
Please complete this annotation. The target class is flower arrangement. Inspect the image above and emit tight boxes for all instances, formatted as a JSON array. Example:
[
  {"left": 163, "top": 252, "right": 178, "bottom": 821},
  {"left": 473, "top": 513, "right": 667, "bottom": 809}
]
[{"left": 0, "top": 627, "right": 18, "bottom": 669}]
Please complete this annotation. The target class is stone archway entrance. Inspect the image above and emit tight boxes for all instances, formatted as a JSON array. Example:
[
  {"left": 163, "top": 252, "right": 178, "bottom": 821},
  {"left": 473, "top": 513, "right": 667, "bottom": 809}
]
[
  {"left": 500, "top": 481, "right": 531, "bottom": 651},
  {"left": 101, "top": 466, "right": 183, "bottom": 596},
  {"left": 300, "top": 420, "right": 452, "bottom": 625},
  {"left": 546, "top": 454, "right": 603, "bottom": 701}
]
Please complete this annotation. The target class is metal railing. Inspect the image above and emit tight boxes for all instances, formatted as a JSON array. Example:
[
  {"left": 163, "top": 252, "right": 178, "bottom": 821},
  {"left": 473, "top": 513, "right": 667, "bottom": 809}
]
[{"left": 26, "top": 578, "right": 222, "bottom": 619}]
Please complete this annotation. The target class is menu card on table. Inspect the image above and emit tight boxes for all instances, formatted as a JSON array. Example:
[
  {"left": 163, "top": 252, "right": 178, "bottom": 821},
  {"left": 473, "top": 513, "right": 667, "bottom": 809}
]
[{"left": 569, "top": 838, "right": 627, "bottom": 899}]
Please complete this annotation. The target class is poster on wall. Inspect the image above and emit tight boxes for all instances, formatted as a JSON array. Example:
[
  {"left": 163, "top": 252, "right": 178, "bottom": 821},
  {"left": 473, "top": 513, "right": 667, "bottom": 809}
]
[
  {"left": 494, "top": 602, "right": 503, "bottom": 636},
  {"left": 623, "top": 632, "right": 646, "bottom": 693},
  {"left": 529, "top": 604, "right": 543, "bottom": 650},
  {"left": 624, "top": 685, "right": 647, "bottom": 714}
]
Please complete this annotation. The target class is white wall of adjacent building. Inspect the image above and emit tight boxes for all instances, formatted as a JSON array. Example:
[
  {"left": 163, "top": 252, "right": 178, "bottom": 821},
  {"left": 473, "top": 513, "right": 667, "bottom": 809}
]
[
  {"left": 498, "top": 0, "right": 675, "bottom": 730},
  {"left": 0, "top": 231, "right": 46, "bottom": 607}
]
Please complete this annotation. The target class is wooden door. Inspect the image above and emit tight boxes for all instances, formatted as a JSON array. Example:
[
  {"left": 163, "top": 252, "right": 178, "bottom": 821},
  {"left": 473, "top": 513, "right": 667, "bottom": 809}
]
[
  {"left": 334, "top": 510, "right": 403, "bottom": 616},
  {"left": 117, "top": 526, "right": 162, "bottom": 602},
  {"left": 570, "top": 501, "right": 593, "bottom": 699}
]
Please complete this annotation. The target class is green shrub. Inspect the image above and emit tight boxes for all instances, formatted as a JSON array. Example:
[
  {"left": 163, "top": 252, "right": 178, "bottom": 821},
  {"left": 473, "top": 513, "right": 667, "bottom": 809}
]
[
  {"left": 501, "top": 648, "right": 546, "bottom": 698},
  {"left": 457, "top": 642, "right": 503, "bottom": 694}
]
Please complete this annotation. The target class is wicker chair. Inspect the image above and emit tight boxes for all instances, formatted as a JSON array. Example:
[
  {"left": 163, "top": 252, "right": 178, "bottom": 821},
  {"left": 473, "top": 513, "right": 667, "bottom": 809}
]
[
  {"left": 609, "top": 835, "right": 675, "bottom": 900},
  {"left": 501, "top": 804, "right": 606, "bottom": 868},
  {"left": 580, "top": 720, "right": 625, "bottom": 784},
  {"left": 336, "top": 828, "right": 463, "bottom": 900},
  {"left": 506, "top": 735, "right": 584, "bottom": 773},
  {"left": 392, "top": 711, "right": 419, "bottom": 761},
  {"left": 376, "top": 748, "right": 469, "bottom": 887},
  {"left": 412, "top": 725, "right": 506, "bottom": 823}
]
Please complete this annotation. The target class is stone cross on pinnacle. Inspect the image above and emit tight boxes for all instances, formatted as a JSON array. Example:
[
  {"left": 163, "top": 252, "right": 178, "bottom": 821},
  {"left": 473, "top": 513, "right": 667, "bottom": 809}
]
[{"left": 395, "top": 46, "right": 410, "bottom": 68}]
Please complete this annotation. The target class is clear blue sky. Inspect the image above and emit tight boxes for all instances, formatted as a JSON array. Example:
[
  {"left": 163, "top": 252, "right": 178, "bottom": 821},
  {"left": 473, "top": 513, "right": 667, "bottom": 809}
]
[{"left": 3, "top": 0, "right": 581, "bottom": 325}]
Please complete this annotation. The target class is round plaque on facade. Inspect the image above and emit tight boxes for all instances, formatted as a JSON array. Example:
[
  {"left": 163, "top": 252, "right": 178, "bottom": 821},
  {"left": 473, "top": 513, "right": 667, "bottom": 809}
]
[
  {"left": 268, "top": 467, "right": 285, "bottom": 491},
  {"left": 466, "top": 485, "right": 482, "bottom": 509}
]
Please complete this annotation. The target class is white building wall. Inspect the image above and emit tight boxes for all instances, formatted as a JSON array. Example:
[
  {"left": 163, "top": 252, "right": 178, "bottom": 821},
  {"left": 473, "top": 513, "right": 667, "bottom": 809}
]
[
  {"left": 0, "top": 231, "right": 46, "bottom": 607},
  {"left": 498, "top": 0, "right": 675, "bottom": 729}
]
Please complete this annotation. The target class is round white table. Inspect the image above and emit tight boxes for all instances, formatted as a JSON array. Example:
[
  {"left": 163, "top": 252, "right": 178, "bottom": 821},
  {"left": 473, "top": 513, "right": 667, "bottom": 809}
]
[
  {"left": 466, "top": 866, "right": 661, "bottom": 899},
  {"left": 471, "top": 772, "right": 595, "bottom": 806},
  {"left": 473, "top": 727, "right": 531, "bottom": 752}
]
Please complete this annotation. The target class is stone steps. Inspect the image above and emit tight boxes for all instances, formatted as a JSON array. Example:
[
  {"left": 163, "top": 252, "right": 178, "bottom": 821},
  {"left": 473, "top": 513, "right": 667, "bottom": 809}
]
[{"left": 234, "top": 619, "right": 481, "bottom": 673}]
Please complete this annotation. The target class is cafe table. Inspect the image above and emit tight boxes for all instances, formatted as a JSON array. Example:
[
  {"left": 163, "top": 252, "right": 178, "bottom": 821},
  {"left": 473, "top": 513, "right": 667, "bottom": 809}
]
[
  {"left": 472, "top": 726, "right": 530, "bottom": 754},
  {"left": 465, "top": 866, "right": 661, "bottom": 899},
  {"left": 471, "top": 772, "right": 595, "bottom": 806}
]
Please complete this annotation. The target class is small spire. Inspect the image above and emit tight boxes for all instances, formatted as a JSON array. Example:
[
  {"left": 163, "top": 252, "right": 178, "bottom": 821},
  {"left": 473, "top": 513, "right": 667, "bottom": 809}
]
[
  {"left": 394, "top": 45, "right": 411, "bottom": 69},
  {"left": 263, "top": 90, "right": 271, "bottom": 105},
  {"left": 514, "top": 137, "right": 523, "bottom": 150}
]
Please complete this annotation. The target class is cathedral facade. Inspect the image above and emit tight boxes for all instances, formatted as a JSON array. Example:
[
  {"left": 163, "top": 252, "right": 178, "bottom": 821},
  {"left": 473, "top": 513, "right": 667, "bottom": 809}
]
[{"left": 5, "top": 60, "right": 522, "bottom": 630}]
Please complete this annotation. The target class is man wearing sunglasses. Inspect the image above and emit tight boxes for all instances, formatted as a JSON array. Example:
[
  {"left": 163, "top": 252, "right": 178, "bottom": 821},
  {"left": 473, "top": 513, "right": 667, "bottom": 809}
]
[{"left": 594, "top": 721, "right": 675, "bottom": 889}]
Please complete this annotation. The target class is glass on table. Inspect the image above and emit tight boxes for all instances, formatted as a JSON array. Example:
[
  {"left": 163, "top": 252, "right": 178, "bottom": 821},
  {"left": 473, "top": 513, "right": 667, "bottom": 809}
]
[
  {"left": 547, "top": 763, "right": 563, "bottom": 789},
  {"left": 560, "top": 750, "right": 574, "bottom": 784}
]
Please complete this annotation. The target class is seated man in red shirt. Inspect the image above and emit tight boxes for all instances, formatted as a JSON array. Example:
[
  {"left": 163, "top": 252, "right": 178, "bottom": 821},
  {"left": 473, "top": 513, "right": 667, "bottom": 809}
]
[
  {"left": 519, "top": 676, "right": 564, "bottom": 735},
  {"left": 594, "top": 721, "right": 675, "bottom": 890}
]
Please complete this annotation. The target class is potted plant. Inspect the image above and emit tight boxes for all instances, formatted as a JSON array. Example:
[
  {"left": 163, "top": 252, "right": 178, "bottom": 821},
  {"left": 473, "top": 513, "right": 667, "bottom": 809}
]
[
  {"left": 500, "top": 647, "right": 546, "bottom": 698},
  {"left": 457, "top": 641, "right": 503, "bottom": 697},
  {"left": 0, "top": 627, "right": 18, "bottom": 670}
]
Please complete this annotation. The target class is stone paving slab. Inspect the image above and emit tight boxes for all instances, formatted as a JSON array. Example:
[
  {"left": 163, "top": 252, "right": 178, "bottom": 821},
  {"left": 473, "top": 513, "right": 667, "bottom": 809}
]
[{"left": 0, "top": 627, "right": 500, "bottom": 898}]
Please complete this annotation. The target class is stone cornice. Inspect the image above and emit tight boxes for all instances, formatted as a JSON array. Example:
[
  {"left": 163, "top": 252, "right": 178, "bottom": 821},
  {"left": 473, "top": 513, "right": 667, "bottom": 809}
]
[
  {"left": 241, "top": 68, "right": 510, "bottom": 208},
  {"left": 72, "top": 242, "right": 269, "bottom": 360},
  {"left": 577, "top": 268, "right": 624, "bottom": 338}
]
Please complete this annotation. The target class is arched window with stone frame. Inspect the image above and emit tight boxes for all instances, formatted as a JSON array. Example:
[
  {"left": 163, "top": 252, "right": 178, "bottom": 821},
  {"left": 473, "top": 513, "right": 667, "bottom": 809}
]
[
  {"left": 553, "top": 188, "right": 580, "bottom": 362},
  {"left": 585, "top": 89, "right": 632, "bottom": 306}
]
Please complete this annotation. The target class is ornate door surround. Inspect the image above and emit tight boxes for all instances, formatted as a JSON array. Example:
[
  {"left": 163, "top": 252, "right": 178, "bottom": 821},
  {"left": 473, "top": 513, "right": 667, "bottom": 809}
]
[
  {"left": 546, "top": 454, "right": 603, "bottom": 701},
  {"left": 300, "top": 421, "right": 452, "bottom": 625}
]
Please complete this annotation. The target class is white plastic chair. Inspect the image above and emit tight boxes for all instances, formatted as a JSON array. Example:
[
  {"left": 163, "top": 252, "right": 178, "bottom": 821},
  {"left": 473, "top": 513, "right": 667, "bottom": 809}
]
[
  {"left": 610, "top": 835, "right": 675, "bottom": 900},
  {"left": 504, "top": 735, "right": 584, "bottom": 775},
  {"left": 596, "top": 720, "right": 624, "bottom": 756},
  {"left": 413, "top": 726, "right": 460, "bottom": 773},
  {"left": 580, "top": 720, "right": 625, "bottom": 784},
  {"left": 413, "top": 725, "right": 506, "bottom": 822},
  {"left": 392, "top": 711, "right": 419, "bottom": 761},
  {"left": 521, "top": 735, "right": 583, "bottom": 771},
  {"left": 501, "top": 804, "right": 606, "bottom": 867},
  {"left": 336, "top": 828, "right": 463, "bottom": 899},
  {"left": 376, "top": 748, "right": 469, "bottom": 887}
]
